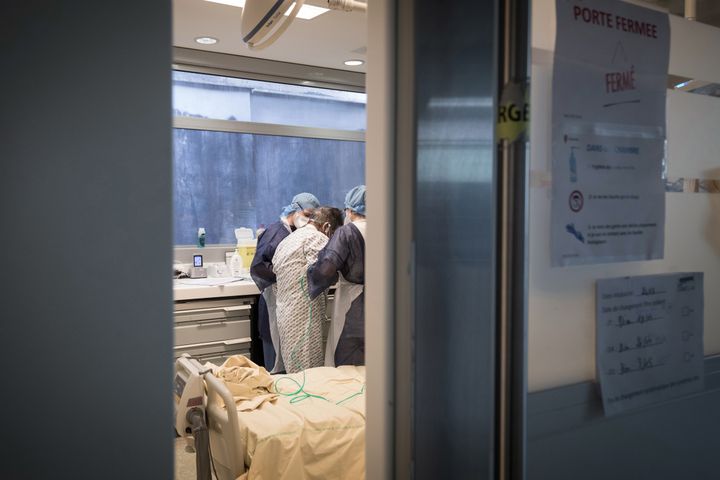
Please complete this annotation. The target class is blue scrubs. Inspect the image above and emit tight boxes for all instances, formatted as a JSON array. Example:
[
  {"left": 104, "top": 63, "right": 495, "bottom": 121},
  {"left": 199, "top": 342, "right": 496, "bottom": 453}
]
[
  {"left": 308, "top": 223, "right": 365, "bottom": 366},
  {"left": 250, "top": 220, "right": 291, "bottom": 369}
]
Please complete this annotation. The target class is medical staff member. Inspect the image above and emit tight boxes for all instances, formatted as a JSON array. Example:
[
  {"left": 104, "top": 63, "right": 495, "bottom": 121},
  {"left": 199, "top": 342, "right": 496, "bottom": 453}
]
[
  {"left": 250, "top": 192, "right": 320, "bottom": 373},
  {"left": 272, "top": 207, "right": 343, "bottom": 373},
  {"left": 308, "top": 185, "right": 366, "bottom": 367}
]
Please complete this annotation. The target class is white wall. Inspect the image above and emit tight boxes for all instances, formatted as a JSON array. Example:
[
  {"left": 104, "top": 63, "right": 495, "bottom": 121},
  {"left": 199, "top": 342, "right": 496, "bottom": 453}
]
[
  {"left": 529, "top": 0, "right": 720, "bottom": 391},
  {"left": 365, "top": 1, "right": 395, "bottom": 479}
]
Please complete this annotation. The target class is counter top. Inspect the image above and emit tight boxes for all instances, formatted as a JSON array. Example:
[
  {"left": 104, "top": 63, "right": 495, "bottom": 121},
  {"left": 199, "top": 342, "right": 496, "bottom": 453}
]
[{"left": 173, "top": 278, "right": 260, "bottom": 302}]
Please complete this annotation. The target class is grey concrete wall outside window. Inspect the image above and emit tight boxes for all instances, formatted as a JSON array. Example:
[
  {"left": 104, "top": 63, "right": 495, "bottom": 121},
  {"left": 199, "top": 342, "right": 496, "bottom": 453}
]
[{"left": 172, "top": 71, "right": 367, "bottom": 130}]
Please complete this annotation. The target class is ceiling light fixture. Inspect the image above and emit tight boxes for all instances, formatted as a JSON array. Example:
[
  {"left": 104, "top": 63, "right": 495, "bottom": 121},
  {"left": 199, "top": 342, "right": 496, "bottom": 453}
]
[
  {"left": 674, "top": 80, "right": 693, "bottom": 89},
  {"left": 204, "top": 0, "right": 329, "bottom": 20},
  {"left": 290, "top": 3, "right": 329, "bottom": 20},
  {"left": 194, "top": 36, "right": 219, "bottom": 45},
  {"left": 344, "top": 59, "right": 364, "bottom": 66},
  {"left": 205, "top": 0, "right": 245, "bottom": 6}
]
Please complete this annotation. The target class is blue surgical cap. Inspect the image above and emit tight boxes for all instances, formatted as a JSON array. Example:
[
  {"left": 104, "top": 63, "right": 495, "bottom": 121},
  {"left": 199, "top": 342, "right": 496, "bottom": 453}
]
[
  {"left": 344, "top": 185, "right": 366, "bottom": 216},
  {"left": 280, "top": 192, "right": 320, "bottom": 217}
]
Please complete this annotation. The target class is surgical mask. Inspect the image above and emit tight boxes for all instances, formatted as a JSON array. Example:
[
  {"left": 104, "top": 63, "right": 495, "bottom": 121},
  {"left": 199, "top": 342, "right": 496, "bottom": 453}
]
[
  {"left": 293, "top": 214, "right": 309, "bottom": 229},
  {"left": 343, "top": 210, "right": 352, "bottom": 225}
]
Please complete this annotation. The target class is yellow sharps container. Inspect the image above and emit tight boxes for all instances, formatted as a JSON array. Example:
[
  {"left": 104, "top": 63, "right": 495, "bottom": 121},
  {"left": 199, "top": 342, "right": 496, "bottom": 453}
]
[{"left": 237, "top": 241, "right": 256, "bottom": 271}]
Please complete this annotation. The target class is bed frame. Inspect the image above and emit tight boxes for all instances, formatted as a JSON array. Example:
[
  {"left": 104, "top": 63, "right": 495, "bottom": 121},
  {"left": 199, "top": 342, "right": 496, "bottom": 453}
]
[{"left": 204, "top": 373, "right": 247, "bottom": 480}]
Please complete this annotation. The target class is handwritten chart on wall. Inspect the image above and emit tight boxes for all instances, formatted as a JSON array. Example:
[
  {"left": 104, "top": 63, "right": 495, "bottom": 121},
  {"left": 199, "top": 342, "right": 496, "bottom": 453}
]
[
  {"left": 596, "top": 272, "right": 704, "bottom": 416},
  {"left": 551, "top": 0, "right": 670, "bottom": 266}
]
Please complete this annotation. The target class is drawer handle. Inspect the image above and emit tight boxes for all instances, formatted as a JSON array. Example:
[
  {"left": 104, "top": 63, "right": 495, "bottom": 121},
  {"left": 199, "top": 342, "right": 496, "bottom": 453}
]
[
  {"left": 197, "top": 321, "right": 227, "bottom": 328},
  {"left": 174, "top": 338, "right": 250, "bottom": 350},
  {"left": 223, "top": 306, "right": 251, "bottom": 313},
  {"left": 176, "top": 305, "right": 251, "bottom": 316},
  {"left": 174, "top": 340, "right": 227, "bottom": 350}
]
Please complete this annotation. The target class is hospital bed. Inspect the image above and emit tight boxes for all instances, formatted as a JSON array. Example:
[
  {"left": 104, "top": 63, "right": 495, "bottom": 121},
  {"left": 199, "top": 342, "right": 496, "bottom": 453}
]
[{"left": 174, "top": 354, "right": 366, "bottom": 480}]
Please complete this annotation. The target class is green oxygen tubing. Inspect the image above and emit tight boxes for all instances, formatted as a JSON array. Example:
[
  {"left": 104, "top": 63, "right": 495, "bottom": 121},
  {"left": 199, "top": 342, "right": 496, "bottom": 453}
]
[{"left": 272, "top": 275, "right": 365, "bottom": 405}]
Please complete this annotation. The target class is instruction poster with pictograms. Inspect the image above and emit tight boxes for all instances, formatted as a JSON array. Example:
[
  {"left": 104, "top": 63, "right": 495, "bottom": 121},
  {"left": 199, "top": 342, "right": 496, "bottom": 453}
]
[{"left": 551, "top": 0, "right": 669, "bottom": 266}]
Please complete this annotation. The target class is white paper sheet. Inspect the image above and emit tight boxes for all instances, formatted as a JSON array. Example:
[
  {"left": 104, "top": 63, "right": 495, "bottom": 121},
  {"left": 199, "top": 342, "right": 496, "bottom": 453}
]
[{"left": 596, "top": 272, "right": 704, "bottom": 416}]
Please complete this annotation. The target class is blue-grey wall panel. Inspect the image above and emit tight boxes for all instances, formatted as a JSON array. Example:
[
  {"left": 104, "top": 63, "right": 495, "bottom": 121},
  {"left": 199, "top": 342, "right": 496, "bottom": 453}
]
[
  {"left": 172, "top": 129, "right": 365, "bottom": 245},
  {"left": 527, "top": 357, "right": 720, "bottom": 480},
  {"left": 0, "top": 1, "right": 172, "bottom": 478},
  {"left": 412, "top": 0, "right": 499, "bottom": 477}
]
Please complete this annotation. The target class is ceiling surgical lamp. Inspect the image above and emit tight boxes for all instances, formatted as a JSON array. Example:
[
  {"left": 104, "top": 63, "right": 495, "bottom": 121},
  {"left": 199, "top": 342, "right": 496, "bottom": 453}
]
[{"left": 241, "top": 0, "right": 367, "bottom": 50}]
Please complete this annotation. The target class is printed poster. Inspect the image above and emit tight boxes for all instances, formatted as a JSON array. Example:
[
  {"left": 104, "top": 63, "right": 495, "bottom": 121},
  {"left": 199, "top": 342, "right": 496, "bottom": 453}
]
[
  {"left": 551, "top": 0, "right": 670, "bottom": 266},
  {"left": 596, "top": 272, "right": 704, "bottom": 416}
]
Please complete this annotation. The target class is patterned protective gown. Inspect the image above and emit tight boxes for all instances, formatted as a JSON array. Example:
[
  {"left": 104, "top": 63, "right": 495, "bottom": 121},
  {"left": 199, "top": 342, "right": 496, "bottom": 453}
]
[{"left": 272, "top": 226, "right": 329, "bottom": 373}]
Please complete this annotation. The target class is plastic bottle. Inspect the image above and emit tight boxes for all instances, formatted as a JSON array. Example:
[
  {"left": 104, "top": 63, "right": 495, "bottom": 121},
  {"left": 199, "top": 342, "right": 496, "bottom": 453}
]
[
  {"left": 197, "top": 227, "right": 206, "bottom": 247},
  {"left": 569, "top": 147, "right": 578, "bottom": 183},
  {"left": 230, "top": 251, "right": 243, "bottom": 277}
]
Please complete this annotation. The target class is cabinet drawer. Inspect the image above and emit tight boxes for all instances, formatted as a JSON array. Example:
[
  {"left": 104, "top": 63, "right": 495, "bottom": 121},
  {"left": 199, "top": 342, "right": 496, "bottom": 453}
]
[
  {"left": 174, "top": 304, "right": 251, "bottom": 324},
  {"left": 175, "top": 319, "right": 251, "bottom": 346},
  {"left": 199, "top": 351, "right": 251, "bottom": 367},
  {"left": 174, "top": 338, "right": 251, "bottom": 360},
  {"left": 174, "top": 297, "right": 254, "bottom": 312}
]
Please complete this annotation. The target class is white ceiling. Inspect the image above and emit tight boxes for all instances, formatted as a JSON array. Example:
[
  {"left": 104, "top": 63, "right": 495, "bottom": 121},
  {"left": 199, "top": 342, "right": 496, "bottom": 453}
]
[{"left": 173, "top": 0, "right": 368, "bottom": 72}]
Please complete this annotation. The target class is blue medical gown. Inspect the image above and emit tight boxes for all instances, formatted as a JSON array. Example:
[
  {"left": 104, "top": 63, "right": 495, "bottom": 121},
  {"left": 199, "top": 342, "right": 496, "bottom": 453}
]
[
  {"left": 250, "top": 221, "right": 291, "bottom": 364},
  {"left": 307, "top": 223, "right": 365, "bottom": 366}
]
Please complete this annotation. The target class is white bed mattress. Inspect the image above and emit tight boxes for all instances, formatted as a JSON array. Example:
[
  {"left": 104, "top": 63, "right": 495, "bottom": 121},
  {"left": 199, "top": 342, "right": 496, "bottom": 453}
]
[{"left": 211, "top": 357, "right": 366, "bottom": 480}]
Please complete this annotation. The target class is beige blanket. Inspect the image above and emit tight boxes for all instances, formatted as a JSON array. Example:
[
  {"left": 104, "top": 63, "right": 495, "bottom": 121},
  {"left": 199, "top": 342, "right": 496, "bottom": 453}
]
[
  {"left": 214, "top": 356, "right": 278, "bottom": 411},
  {"left": 214, "top": 357, "right": 366, "bottom": 480}
]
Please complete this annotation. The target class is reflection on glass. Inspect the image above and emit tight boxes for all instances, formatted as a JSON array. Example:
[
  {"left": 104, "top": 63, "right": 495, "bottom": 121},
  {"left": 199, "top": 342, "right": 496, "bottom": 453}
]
[
  {"left": 173, "top": 129, "right": 365, "bottom": 245},
  {"left": 172, "top": 70, "right": 367, "bottom": 130}
]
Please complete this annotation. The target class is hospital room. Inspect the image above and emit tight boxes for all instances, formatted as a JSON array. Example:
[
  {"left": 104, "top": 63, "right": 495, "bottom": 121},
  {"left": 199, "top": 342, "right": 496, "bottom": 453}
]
[
  {"left": 170, "top": 1, "right": 370, "bottom": 478},
  {"left": 4, "top": 1, "right": 720, "bottom": 480}
]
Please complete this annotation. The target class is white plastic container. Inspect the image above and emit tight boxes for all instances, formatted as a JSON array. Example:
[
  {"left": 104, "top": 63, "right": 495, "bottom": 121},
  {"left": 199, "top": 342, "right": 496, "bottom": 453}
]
[{"left": 230, "top": 251, "right": 243, "bottom": 278}]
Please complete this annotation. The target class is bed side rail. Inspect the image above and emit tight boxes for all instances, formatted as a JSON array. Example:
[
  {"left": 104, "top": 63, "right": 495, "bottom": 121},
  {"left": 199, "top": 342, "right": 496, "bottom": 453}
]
[{"left": 205, "top": 373, "right": 247, "bottom": 480}]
